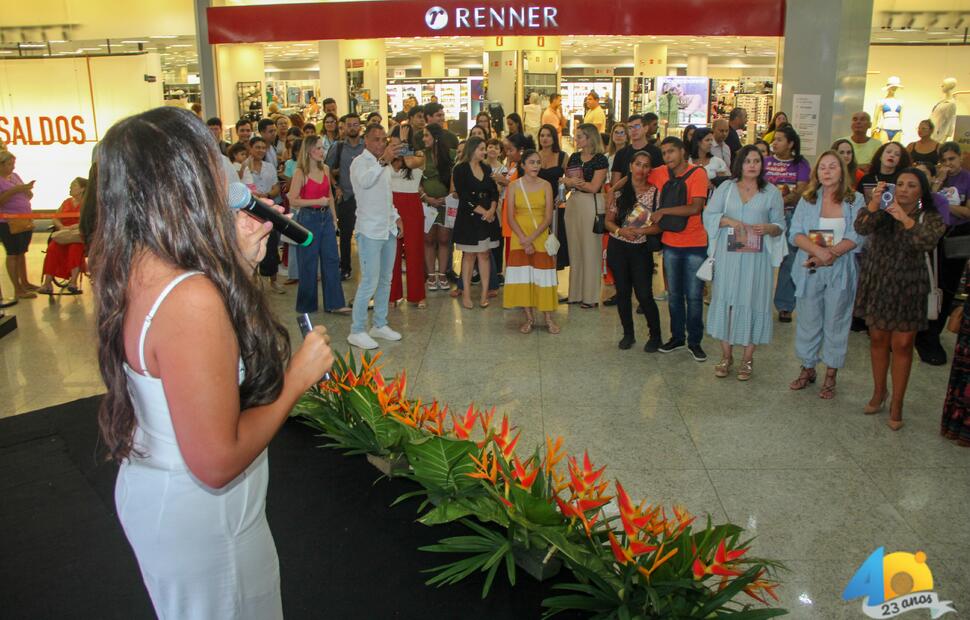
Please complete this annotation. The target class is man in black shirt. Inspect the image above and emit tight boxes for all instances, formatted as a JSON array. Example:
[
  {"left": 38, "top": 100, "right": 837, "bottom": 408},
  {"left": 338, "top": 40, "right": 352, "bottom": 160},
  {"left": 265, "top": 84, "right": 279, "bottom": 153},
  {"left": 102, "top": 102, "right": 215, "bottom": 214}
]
[
  {"left": 610, "top": 114, "right": 663, "bottom": 185},
  {"left": 206, "top": 117, "right": 230, "bottom": 156},
  {"left": 398, "top": 105, "right": 426, "bottom": 153},
  {"left": 726, "top": 107, "right": 746, "bottom": 157}
]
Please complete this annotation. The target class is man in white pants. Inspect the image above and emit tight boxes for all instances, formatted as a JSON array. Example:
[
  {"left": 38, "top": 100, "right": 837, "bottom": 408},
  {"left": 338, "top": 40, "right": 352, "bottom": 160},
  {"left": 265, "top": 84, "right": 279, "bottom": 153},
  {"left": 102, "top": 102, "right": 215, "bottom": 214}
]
[{"left": 347, "top": 125, "right": 405, "bottom": 350}]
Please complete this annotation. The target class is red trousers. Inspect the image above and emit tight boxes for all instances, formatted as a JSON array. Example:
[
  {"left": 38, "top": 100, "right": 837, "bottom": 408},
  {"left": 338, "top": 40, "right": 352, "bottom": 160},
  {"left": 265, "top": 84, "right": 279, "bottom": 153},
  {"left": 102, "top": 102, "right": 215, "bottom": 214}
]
[
  {"left": 390, "top": 192, "right": 426, "bottom": 303},
  {"left": 42, "top": 241, "right": 85, "bottom": 279}
]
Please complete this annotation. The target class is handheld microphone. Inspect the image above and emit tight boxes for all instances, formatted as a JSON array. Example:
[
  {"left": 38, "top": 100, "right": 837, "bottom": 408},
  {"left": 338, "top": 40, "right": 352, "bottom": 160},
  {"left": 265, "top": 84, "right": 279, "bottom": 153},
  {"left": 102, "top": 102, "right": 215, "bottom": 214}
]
[{"left": 227, "top": 182, "right": 313, "bottom": 247}]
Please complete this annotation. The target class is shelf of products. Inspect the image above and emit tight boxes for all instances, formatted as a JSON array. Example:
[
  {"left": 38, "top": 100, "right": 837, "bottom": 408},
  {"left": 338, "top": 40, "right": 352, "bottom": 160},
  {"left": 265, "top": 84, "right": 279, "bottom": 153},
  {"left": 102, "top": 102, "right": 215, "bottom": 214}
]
[
  {"left": 561, "top": 78, "right": 620, "bottom": 133},
  {"left": 386, "top": 78, "right": 474, "bottom": 121},
  {"left": 266, "top": 80, "right": 320, "bottom": 119},
  {"left": 630, "top": 77, "right": 656, "bottom": 116},
  {"left": 237, "top": 81, "right": 263, "bottom": 122},
  {"left": 734, "top": 93, "right": 774, "bottom": 133},
  {"left": 163, "top": 83, "right": 201, "bottom": 105}
]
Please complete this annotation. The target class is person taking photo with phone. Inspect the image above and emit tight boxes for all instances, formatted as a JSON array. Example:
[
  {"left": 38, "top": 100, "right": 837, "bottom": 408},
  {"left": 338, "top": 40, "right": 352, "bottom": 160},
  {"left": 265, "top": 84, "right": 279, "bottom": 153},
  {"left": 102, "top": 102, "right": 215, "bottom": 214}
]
[{"left": 854, "top": 169, "right": 945, "bottom": 430}]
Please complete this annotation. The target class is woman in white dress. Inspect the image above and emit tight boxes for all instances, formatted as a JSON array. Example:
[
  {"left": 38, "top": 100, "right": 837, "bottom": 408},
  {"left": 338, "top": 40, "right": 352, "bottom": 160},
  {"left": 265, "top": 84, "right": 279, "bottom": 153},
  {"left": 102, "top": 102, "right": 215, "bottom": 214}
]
[{"left": 89, "top": 107, "right": 334, "bottom": 620}]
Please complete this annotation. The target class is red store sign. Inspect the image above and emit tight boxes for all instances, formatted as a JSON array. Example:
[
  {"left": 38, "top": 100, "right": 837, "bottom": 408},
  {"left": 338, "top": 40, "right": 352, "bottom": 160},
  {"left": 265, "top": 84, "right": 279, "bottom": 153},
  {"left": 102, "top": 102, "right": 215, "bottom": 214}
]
[{"left": 207, "top": 0, "right": 786, "bottom": 44}]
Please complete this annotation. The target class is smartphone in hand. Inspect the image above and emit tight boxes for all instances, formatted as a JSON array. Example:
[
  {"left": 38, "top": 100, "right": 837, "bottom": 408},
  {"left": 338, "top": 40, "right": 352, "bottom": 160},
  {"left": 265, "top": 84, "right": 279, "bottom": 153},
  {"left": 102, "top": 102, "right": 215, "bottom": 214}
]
[
  {"left": 879, "top": 183, "right": 896, "bottom": 210},
  {"left": 297, "top": 313, "right": 331, "bottom": 383}
]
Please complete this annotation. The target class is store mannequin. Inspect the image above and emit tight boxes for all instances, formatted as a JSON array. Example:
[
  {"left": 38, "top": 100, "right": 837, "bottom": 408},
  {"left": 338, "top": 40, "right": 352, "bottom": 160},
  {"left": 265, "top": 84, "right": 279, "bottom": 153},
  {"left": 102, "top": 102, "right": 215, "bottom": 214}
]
[
  {"left": 657, "top": 85, "right": 679, "bottom": 128},
  {"left": 873, "top": 76, "right": 903, "bottom": 143},
  {"left": 929, "top": 78, "right": 969, "bottom": 143}
]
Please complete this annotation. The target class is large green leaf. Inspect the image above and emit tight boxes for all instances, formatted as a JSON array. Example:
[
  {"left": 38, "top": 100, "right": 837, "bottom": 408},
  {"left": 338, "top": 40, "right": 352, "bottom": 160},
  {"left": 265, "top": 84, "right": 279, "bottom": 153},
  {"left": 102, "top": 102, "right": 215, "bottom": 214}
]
[
  {"left": 508, "top": 485, "right": 564, "bottom": 527},
  {"left": 419, "top": 495, "right": 511, "bottom": 527},
  {"left": 346, "top": 387, "right": 404, "bottom": 451},
  {"left": 404, "top": 435, "right": 478, "bottom": 495}
]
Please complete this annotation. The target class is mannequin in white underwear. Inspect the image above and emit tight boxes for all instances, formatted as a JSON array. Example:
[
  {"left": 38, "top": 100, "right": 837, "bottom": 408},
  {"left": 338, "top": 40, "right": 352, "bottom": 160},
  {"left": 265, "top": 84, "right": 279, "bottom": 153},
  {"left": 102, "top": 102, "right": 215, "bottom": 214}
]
[
  {"left": 930, "top": 78, "right": 969, "bottom": 143},
  {"left": 873, "top": 76, "right": 904, "bottom": 143}
]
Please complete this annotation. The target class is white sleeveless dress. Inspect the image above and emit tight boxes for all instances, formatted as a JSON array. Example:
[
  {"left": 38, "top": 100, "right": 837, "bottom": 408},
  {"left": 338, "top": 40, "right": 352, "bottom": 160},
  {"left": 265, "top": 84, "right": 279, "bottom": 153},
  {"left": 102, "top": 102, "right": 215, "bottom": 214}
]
[{"left": 114, "top": 272, "right": 283, "bottom": 620}]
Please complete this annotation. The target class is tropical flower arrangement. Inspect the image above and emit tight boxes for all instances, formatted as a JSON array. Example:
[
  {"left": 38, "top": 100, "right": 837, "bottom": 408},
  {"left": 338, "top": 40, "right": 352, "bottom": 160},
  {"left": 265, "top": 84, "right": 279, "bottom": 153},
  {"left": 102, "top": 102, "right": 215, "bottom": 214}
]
[{"left": 292, "top": 351, "right": 787, "bottom": 618}]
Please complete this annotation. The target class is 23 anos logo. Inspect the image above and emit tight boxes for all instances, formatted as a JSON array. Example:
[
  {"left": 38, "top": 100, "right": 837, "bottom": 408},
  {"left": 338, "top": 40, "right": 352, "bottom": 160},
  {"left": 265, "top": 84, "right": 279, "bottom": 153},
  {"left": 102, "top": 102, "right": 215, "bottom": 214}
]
[
  {"left": 842, "top": 547, "right": 956, "bottom": 618},
  {"left": 425, "top": 6, "right": 448, "bottom": 30}
]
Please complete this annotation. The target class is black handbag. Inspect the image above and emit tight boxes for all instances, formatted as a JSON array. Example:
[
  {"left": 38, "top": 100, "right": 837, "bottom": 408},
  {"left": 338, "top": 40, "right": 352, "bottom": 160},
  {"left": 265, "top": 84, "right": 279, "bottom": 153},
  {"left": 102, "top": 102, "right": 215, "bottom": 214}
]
[
  {"left": 591, "top": 193, "right": 606, "bottom": 234},
  {"left": 943, "top": 235, "right": 970, "bottom": 260},
  {"left": 657, "top": 166, "right": 702, "bottom": 232}
]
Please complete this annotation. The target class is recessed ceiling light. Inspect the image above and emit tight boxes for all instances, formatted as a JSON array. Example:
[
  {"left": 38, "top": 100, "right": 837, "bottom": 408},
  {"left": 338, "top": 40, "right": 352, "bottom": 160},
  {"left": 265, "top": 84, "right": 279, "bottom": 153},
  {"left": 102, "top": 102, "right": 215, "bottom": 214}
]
[
  {"left": 150, "top": 35, "right": 178, "bottom": 39},
  {"left": 122, "top": 40, "right": 148, "bottom": 44}
]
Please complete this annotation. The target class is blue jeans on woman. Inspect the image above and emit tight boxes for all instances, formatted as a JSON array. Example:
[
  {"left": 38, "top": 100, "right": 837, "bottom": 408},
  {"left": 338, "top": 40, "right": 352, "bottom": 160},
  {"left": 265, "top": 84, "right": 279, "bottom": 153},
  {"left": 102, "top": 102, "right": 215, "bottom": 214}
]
[
  {"left": 773, "top": 210, "right": 797, "bottom": 313},
  {"left": 295, "top": 208, "right": 346, "bottom": 313},
  {"left": 663, "top": 245, "right": 707, "bottom": 346}
]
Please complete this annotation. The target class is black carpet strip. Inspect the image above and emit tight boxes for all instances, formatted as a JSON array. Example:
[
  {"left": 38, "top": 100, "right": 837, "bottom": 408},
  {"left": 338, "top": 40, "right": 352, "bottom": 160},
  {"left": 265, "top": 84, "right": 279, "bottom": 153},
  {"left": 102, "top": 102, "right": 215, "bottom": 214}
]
[{"left": 0, "top": 396, "right": 584, "bottom": 619}]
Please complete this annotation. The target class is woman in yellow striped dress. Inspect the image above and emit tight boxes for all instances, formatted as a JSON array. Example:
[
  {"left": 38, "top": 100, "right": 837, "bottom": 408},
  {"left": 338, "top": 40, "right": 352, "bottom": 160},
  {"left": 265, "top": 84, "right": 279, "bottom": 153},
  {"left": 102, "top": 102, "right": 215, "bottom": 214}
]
[{"left": 504, "top": 150, "right": 561, "bottom": 334}]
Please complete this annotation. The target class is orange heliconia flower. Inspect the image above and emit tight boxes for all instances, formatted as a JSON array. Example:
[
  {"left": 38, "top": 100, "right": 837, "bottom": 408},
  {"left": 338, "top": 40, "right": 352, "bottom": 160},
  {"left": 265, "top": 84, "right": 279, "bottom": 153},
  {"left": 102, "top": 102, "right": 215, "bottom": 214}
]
[
  {"left": 452, "top": 404, "right": 478, "bottom": 440},
  {"left": 467, "top": 449, "right": 498, "bottom": 485},
  {"left": 511, "top": 455, "right": 539, "bottom": 490},
  {"left": 692, "top": 540, "right": 749, "bottom": 579},
  {"left": 543, "top": 435, "right": 565, "bottom": 476},
  {"left": 492, "top": 415, "right": 521, "bottom": 460}
]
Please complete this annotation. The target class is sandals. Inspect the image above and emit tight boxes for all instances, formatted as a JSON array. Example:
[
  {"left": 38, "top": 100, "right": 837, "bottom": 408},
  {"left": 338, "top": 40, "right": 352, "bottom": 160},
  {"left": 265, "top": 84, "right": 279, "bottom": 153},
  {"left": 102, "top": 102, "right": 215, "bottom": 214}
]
[
  {"left": 819, "top": 369, "right": 837, "bottom": 400},
  {"left": 436, "top": 273, "right": 450, "bottom": 290},
  {"left": 736, "top": 359, "right": 753, "bottom": 381},
  {"left": 462, "top": 297, "right": 474, "bottom": 310},
  {"left": 580, "top": 302, "right": 598, "bottom": 309},
  {"left": 37, "top": 286, "right": 55, "bottom": 296},
  {"left": 546, "top": 320, "right": 561, "bottom": 335},
  {"left": 789, "top": 367, "right": 817, "bottom": 390},
  {"left": 714, "top": 358, "right": 733, "bottom": 378},
  {"left": 426, "top": 275, "right": 438, "bottom": 291},
  {"left": 519, "top": 320, "right": 534, "bottom": 334},
  {"left": 66, "top": 285, "right": 82, "bottom": 295},
  {"left": 416, "top": 300, "right": 427, "bottom": 309},
  {"left": 479, "top": 299, "right": 490, "bottom": 308},
  {"left": 327, "top": 307, "right": 352, "bottom": 315}
]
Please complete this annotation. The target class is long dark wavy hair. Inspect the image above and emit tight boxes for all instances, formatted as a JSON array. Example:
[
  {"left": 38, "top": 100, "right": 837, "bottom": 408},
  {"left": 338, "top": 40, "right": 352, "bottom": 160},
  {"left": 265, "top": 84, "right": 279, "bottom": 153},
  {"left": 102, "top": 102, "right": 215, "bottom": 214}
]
[
  {"left": 90, "top": 106, "right": 290, "bottom": 462},
  {"left": 730, "top": 145, "right": 768, "bottom": 191},
  {"left": 616, "top": 150, "right": 656, "bottom": 224}
]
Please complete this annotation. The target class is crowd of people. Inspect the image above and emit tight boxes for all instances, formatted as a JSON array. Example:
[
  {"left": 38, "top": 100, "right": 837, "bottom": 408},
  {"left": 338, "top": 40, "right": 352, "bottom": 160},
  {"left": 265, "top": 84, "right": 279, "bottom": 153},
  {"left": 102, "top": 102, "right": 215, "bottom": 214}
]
[
  {"left": 3, "top": 91, "right": 966, "bottom": 618},
  {"left": 3, "top": 95, "right": 970, "bottom": 442}
]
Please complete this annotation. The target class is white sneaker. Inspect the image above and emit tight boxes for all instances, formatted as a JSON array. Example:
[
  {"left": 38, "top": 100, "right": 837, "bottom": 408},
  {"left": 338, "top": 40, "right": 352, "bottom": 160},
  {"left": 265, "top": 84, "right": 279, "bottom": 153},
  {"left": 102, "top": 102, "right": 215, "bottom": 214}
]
[
  {"left": 347, "top": 331, "right": 379, "bottom": 350},
  {"left": 369, "top": 325, "right": 402, "bottom": 341}
]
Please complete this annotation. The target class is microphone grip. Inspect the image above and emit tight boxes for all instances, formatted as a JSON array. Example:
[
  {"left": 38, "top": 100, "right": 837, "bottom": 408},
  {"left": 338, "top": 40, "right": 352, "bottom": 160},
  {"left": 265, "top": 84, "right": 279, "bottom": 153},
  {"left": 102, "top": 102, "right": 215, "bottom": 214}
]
[{"left": 242, "top": 199, "right": 314, "bottom": 247}]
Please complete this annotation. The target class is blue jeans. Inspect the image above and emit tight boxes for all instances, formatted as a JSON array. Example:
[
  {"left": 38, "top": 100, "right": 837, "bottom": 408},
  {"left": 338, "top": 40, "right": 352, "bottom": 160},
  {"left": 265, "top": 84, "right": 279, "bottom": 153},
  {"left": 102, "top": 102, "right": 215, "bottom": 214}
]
[
  {"left": 773, "top": 211, "right": 797, "bottom": 312},
  {"left": 663, "top": 245, "right": 706, "bottom": 346},
  {"left": 351, "top": 234, "right": 397, "bottom": 333},
  {"left": 295, "top": 208, "right": 346, "bottom": 313}
]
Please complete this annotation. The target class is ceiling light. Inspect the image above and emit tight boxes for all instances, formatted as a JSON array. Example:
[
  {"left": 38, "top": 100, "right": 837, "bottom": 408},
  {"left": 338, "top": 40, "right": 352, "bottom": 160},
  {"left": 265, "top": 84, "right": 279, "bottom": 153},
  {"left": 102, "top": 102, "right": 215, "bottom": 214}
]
[
  {"left": 121, "top": 40, "right": 148, "bottom": 44},
  {"left": 170, "top": 44, "right": 192, "bottom": 48},
  {"left": 150, "top": 35, "right": 178, "bottom": 39},
  {"left": 48, "top": 40, "right": 66, "bottom": 43}
]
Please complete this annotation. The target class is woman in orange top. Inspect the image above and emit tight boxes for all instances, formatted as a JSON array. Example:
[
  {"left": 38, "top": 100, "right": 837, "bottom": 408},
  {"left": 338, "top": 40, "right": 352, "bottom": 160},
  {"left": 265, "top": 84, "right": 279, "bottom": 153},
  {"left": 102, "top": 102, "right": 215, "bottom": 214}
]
[{"left": 38, "top": 177, "right": 87, "bottom": 294}]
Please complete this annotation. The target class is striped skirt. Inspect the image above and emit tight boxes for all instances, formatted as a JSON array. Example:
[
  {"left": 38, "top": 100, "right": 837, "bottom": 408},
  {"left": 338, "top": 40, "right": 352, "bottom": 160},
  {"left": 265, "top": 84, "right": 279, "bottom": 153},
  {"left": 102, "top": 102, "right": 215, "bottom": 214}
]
[{"left": 503, "top": 244, "right": 559, "bottom": 312}]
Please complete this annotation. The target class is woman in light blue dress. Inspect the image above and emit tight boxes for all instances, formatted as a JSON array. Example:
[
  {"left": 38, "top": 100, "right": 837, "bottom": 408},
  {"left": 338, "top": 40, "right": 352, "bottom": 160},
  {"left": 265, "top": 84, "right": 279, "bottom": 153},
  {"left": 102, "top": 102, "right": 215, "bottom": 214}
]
[
  {"left": 704, "top": 145, "right": 786, "bottom": 381},
  {"left": 788, "top": 150, "right": 864, "bottom": 399}
]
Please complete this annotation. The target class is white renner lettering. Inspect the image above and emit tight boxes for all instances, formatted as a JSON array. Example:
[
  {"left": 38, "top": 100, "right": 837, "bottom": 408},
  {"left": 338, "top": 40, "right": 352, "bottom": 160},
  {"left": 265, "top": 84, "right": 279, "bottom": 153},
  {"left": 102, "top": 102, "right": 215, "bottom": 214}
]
[
  {"left": 439, "top": 6, "right": 559, "bottom": 30},
  {"left": 543, "top": 6, "right": 559, "bottom": 27}
]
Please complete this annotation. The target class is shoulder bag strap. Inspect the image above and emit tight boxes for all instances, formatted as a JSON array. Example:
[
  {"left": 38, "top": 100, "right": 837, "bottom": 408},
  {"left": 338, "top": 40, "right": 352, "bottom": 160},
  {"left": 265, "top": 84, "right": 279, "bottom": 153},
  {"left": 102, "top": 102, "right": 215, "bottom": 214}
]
[
  {"left": 920, "top": 212, "right": 938, "bottom": 289},
  {"left": 519, "top": 179, "right": 540, "bottom": 232}
]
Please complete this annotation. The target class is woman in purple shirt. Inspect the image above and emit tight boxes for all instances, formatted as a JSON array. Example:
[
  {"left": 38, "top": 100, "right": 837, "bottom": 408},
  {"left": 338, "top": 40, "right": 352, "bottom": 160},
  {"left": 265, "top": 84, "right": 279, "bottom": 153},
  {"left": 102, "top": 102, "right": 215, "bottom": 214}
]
[
  {"left": 0, "top": 151, "right": 39, "bottom": 302},
  {"left": 764, "top": 126, "right": 811, "bottom": 322}
]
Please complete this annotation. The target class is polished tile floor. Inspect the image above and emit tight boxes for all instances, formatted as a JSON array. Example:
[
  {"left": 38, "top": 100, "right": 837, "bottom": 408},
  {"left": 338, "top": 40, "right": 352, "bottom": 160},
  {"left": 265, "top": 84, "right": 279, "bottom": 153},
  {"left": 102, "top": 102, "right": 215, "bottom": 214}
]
[{"left": 2, "top": 240, "right": 968, "bottom": 618}]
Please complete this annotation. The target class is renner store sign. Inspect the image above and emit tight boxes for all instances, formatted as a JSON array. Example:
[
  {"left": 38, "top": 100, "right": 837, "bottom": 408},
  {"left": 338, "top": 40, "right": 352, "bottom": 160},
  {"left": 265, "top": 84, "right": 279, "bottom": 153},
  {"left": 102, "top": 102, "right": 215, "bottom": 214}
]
[
  {"left": 207, "top": 0, "right": 786, "bottom": 43},
  {"left": 424, "top": 5, "right": 559, "bottom": 31}
]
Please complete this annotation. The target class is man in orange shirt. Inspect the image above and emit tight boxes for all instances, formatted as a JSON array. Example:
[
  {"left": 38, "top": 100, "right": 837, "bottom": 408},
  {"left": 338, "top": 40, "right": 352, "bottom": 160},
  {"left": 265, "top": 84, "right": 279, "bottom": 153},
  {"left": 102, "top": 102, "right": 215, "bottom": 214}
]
[{"left": 649, "top": 137, "right": 710, "bottom": 362}]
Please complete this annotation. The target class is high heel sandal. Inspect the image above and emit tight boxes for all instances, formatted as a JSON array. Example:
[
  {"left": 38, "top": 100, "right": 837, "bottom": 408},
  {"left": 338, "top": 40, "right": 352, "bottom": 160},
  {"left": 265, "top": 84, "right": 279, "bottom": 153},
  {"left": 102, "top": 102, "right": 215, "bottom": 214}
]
[
  {"left": 887, "top": 414, "right": 904, "bottom": 431},
  {"left": 819, "top": 369, "right": 837, "bottom": 400},
  {"left": 736, "top": 359, "right": 753, "bottom": 381},
  {"left": 789, "top": 367, "right": 817, "bottom": 390},
  {"left": 864, "top": 391, "right": 888, "bottom": 415},
  {"left": 713, "top": 358, "right": 733, "bottom": 378},
  {"left": 426, "top": 274, "right": 438, "bottom": 291}
]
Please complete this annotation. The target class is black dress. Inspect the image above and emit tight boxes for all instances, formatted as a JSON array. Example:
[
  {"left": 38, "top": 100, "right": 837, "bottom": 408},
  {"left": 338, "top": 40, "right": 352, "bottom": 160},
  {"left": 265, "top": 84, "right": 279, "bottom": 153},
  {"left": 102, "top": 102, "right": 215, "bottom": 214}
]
[
  {"left": 452, "top": 162, "right": 501, "bottom": 252},
  {"left": 539, "top": 151, "right": 568, "bottom": 269}
]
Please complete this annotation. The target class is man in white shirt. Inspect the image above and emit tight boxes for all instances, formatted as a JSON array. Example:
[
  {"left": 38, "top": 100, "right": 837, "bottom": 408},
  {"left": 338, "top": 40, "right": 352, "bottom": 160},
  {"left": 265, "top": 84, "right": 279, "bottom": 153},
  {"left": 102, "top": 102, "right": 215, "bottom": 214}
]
[
  {"left": 710, "top": 118, "right": 731, "bottom": 167},
  {"left": 347, "top": 125, "right": 405, "bottom": 350},
  {"left": 583, "top": 92, "right": 606, "bottom": 134},
  {"left": 523, "top": 92, "right": 543, "bottom": 141}
]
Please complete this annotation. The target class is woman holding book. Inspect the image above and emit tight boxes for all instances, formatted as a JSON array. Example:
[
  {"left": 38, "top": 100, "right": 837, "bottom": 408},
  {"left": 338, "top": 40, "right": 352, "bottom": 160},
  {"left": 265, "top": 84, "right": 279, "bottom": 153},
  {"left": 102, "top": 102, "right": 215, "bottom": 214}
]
[
  {"left": 787, "top": 151, "right": 864, "bottom": 399},
  {"left": 703, "top": 145, "right": 786, "bottom": 381}
]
